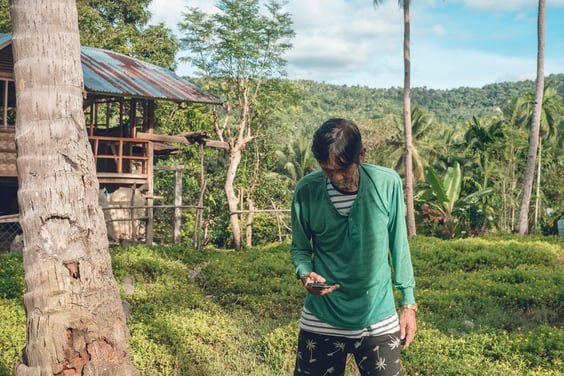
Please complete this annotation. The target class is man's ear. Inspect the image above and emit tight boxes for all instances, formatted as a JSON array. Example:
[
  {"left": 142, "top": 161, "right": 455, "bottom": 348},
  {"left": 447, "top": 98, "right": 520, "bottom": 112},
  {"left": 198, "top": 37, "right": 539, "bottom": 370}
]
[{"left": 359, "top": 147, "right": 366, "bottom": 163}]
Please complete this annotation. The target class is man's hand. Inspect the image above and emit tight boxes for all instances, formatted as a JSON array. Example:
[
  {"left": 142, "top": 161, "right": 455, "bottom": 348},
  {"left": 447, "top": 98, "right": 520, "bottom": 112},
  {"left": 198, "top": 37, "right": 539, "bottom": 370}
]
[
  {"left": 301, "top": 271, "right": 339, "bottom": 295},
  {"left": 399, "top": 306, "right": 417, "bottom": 349}
]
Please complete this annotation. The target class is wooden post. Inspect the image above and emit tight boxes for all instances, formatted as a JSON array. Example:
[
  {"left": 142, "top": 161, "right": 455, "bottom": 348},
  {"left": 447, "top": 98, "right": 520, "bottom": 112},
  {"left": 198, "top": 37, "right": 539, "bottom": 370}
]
[
  {"left": 2, "top": 80, "right": 7, "bottom": 129},
  {"left": 193, "top": 144, "right": 206, "bottom": 249},
  {"left": 173, "top": 167, "right": 182, "bottom": 244},
  {"left": 130, "top": 184, "right": 137, "bottom": 245},
  {"left": 145, "top": 101, "right": 155, "bottom": 245},
  {"left": 153, "top": 165, "right": 184, "bottom": 245}
]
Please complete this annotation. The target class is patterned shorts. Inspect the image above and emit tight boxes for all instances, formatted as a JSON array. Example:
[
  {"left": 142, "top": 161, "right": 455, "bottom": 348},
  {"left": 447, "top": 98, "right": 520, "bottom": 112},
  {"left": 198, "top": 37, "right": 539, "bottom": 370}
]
[{"left": 294, "top": 329, "right": 402, "bottom": 376}]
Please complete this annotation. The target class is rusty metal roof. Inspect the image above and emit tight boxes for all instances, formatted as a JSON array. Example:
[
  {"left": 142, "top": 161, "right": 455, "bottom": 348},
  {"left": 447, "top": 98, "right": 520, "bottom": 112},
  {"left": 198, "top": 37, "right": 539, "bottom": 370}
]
[
  {"left": 0, "top": 33, "right": 220, "bottom": 105},
  {"left": 81, "top": 47, "right": 220, "bottom": 104}
]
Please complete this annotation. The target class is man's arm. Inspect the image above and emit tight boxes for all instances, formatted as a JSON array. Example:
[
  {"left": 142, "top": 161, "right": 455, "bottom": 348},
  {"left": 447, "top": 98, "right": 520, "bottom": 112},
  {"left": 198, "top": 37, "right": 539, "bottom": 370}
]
[
  {"left": 388, "top": 174, "right": 417, "bottom": 347},
  {"left": 290, "top": 187, "right": 314, "bottom": 279},
  {"left": 388, "top": 175, "right": 416, "bottom": 304}
]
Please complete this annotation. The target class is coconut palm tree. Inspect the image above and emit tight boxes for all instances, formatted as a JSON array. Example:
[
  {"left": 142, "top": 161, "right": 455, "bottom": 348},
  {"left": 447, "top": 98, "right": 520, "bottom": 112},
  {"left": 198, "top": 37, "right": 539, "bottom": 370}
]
[
  {"left": 373, "top": 0, "right": 416, "bottom": 235},
  {"left": 517, "top": 0, "right": 546, "bottom": 234},
  {"left": 516, "top": 83, "right": 563, "bottom": 232},
  {"left": 10, "top": 0, "right": 138, "bottom": 373}
]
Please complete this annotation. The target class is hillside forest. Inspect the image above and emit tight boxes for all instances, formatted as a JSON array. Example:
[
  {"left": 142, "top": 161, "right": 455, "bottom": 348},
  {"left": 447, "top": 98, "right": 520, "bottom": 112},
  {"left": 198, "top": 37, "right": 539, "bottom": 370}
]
[{"left": 154, "top": 75, "right": 564, "bottom": 247}]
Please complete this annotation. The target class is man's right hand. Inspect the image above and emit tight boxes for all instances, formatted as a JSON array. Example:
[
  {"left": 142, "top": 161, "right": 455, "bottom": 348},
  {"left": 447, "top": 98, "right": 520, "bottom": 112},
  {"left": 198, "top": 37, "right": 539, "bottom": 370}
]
[{"left": 301, "top": 271, "right": 340, "bottom": 295}]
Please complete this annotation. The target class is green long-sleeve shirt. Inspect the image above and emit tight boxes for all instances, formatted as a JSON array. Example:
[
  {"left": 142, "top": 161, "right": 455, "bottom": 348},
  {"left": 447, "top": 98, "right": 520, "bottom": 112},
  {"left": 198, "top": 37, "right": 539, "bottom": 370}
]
[{"left": 290, "top": 164, "right": 416, "bottom": 330}]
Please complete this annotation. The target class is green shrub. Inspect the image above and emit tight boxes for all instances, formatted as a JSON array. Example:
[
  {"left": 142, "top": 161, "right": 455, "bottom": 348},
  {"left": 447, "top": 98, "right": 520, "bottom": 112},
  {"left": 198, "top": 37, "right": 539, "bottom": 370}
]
[
  {"left": 0, "top": 253, "right": 26, "bottom": 376},
  {"left": 192, "top": 243, "right": 303, "bottom": 320},
  {"left": 0, "top": 253, "right": 24, "bottom": 299},
  {"left": 402, "top": 322, "right": 562, "bottom": 376},
  {"left": 257, "top": 322, "right": 299, "bottom": 373},
  {"left": 0, "top": 299, "right": 25, "bottom": 376},
  {"left": 128, "top": 321, "right": 178, "bottom": 376}
]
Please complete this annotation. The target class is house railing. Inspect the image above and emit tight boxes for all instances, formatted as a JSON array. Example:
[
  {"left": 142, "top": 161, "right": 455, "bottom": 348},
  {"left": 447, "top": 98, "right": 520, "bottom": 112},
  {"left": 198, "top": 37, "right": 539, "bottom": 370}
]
[{"left": 88, "top": 136, "right": 150, "bottom": 177}]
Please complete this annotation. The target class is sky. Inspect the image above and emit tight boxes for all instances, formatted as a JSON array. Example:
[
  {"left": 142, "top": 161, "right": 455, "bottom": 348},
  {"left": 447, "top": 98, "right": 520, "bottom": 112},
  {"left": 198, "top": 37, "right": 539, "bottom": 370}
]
[{"left": 148, "top": 0, "right": 564, "bottom": 90}]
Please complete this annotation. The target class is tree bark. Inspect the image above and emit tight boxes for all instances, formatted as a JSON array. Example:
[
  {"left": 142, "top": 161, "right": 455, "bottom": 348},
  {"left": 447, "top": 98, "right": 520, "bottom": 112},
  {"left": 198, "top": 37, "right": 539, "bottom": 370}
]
[
  {"left": 402, "top": 0, "right": 416, "bottom": 235},
  {"left": 225, "top": 148, "right": 243, "bottom": 250},
  {"left": 533, "top": 138, "right": 543, "bottom": 233},
  {"left": 517, "top": 0, "right": 545, "bottom": 234},
  {"left": 11, "top": 0, "right": 138, "bottom": 375}
]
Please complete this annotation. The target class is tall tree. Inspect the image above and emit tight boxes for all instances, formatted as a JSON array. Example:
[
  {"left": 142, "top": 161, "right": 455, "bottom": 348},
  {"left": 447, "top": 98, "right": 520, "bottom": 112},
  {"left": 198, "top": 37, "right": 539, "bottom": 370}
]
[
  {"left": 516, "top": 84, "right": 563, "bottom": 232},
  {"left": 374, "top": 0, "right": 416, "bottom": 235},
  {"left": 517, "top": 0, "right": 546, "bottom": 234},
  {"left": 10, "top": 0, "right": 138, "bottom": 374},
  {"left": 178, "top": 0, "right": 294, "bottom": 250}
]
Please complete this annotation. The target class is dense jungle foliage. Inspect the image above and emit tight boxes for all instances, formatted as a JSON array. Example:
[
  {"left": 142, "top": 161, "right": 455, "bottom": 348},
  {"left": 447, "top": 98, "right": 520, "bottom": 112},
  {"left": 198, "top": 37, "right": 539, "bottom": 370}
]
[
  {"left": 153, "top": 74, "right": 564, "bottom": 248},
  {"left": 1, "top": 236, "right": 563, "bottom": 375}
]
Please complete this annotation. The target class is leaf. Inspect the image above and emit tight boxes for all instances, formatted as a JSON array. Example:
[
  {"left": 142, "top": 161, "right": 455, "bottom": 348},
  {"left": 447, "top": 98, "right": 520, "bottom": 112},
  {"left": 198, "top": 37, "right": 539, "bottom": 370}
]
[
  {"left": 424, "top": 166, "right": 448, "bottom": 203},
  {"left": 444, "top": 162, "right": 462, "bottom": 213},
  {"left": 461, "top": 187, "right": 493, "bottom": 203}
]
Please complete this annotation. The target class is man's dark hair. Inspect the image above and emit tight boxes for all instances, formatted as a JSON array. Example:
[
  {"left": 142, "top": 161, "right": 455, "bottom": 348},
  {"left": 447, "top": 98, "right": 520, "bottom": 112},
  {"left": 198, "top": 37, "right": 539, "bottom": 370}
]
[{"left": 311, "top": 118, "right": 363, "bottom": 167}]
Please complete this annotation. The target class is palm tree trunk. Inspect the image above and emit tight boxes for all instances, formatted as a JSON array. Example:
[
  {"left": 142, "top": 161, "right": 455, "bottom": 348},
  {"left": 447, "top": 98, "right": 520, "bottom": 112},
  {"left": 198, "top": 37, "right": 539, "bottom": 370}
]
[
  {"left": 533, "top": 138, "right": 543, "bottom": 233},
  {"left": 402, "top": 0, "right": 416, "bottom": 235},
  {"left": 517, "top": 0, "right": 545, "bottom": 234},
  {"left": 11, "top": 0, "right": 138, "bottom": 374}
]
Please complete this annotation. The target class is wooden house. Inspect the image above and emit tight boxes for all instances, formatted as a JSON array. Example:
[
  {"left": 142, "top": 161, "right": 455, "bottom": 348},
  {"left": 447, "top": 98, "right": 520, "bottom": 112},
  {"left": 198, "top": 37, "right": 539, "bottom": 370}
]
[{"left": 0, "top": 33, "right": 221, "bottom": 246}]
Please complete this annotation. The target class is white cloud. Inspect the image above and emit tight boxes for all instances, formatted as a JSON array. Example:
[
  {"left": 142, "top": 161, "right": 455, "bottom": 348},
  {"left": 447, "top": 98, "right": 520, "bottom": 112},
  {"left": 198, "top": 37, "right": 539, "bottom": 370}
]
[
  {"left": 460, "top": 0, "right": 564, "bottom": 11},
  {"left": 412, "top": 44, "right": 538, "bottom": 89},
  {"left": 148, "top": 0, "right": 218, "bottom": 27},
  {"left": 460, "top": 0, "right": 537, "bottom": 11},
  {"left": 431, "top": 25, "right": 446, "bottom": 37},
  {"left": 281, "top": 0, "right": 404, "bottom": 85},
  {"left": 148, "top": 0, "right": 186, "bottom": 26}
]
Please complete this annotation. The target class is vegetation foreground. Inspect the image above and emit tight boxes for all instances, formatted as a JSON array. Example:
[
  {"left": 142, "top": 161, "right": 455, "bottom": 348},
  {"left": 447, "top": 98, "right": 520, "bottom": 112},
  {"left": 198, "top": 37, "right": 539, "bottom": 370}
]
[{"left": 1, "top": 236, "right": 562, "bottom": 376}]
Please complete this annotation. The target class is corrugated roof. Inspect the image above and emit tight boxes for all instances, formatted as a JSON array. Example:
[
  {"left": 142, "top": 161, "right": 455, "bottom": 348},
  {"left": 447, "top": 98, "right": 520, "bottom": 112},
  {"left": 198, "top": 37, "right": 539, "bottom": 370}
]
[
  {"left": 0, "top": 33, "right": 220, "bottom": 105},
  {"left": 81, "top": 47, "right": 220, "bottom": 104}
]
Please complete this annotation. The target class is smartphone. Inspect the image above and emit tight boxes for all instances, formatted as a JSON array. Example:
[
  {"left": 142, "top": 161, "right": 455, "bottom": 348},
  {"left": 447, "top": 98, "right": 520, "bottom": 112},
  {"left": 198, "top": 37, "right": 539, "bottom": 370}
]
[{"left": 307, "top": 282, "right": 335, "bottom": 289}]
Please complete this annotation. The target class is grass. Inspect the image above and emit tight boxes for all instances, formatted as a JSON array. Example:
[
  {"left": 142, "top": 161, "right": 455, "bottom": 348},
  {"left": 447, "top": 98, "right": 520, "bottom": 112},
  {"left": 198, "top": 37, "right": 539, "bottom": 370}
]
[{"left": 0, "top": 235, "right": 562, "bottom": 375}]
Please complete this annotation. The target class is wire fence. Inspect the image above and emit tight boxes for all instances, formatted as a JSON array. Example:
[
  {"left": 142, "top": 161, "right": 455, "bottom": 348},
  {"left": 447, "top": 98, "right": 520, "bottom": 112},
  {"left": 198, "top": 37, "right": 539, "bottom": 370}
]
[
  {"left": 0, "top": 216, "right": 21, "bottom": 252},
  {"left": 147, "top": 206, "right": 292, "bottom": 248}
]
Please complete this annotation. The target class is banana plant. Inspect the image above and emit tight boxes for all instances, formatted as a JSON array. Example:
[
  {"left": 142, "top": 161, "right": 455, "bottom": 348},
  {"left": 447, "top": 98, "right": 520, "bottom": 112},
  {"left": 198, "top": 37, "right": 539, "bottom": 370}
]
[{"left": 416, "top": 162, "right": 493, "bottom": 238}]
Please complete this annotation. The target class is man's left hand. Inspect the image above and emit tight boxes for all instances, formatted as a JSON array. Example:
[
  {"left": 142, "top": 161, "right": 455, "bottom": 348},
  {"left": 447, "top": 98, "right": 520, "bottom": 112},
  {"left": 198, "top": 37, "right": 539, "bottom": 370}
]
[{"left": 399, "top": 306, "right": 417, "bottom": 349}]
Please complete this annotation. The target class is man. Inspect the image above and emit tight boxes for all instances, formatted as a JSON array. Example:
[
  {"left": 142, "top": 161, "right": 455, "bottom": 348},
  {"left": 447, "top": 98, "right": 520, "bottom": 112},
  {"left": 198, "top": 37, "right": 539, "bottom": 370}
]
[{"left": 290, "top": 118, "right": 417, "bottom": 376}]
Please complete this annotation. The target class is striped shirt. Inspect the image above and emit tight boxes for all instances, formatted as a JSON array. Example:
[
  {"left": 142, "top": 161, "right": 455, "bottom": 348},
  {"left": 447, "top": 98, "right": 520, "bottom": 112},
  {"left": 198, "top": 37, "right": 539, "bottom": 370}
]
[
  {"left": 326, "top": 179, "right": 357, "bottom": 214},
  {"left": 300, "top": 308, "right": 400, "bottom": 338},
  {"left": 298, "top": 178, "right": 401, "bottom": 338}
]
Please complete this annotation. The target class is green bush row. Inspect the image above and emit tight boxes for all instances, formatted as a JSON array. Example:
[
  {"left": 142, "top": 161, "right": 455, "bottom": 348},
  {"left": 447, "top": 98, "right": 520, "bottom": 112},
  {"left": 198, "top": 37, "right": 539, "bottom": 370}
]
[{"left": 0, "top": 235, "right": 562, "bottom": 375}]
